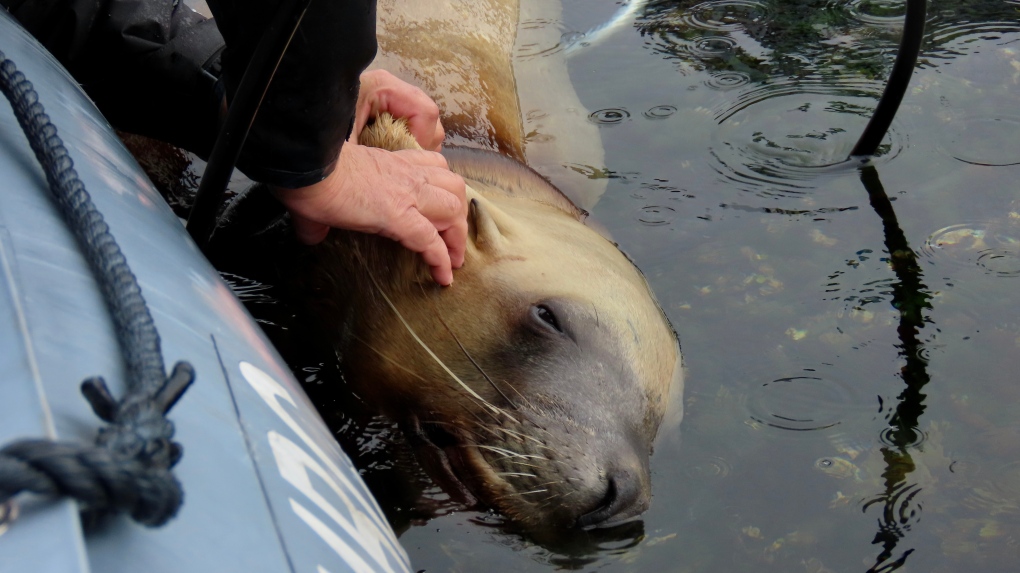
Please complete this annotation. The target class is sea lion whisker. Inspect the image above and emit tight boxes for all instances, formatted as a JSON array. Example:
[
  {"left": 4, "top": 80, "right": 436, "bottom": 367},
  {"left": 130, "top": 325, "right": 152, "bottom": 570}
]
[
  {"left": 473, "top": 444, "right": 528, "bottom": 458},
  {"left": 495, "top": 472, "right": 537, "bottom": 478},
  {"left": 516, "top": 489, "right": 549, "bottom": 497},
  {"left": 497, "top": 377, "right": 536, "bottom": 411},
  {"left": 350, "top": 334, "right": 430, "bottom": 383},
  {"left": 493, "top": 488, "right": 550, "bottom": 502},
  {"left": 537, "top": 493, "right": 564, "bottom": 505},
  {"left": 494, "top": 428, "right": 550, "bottom": 449},
  {"left": 488, "top": 426, "right": 531, "bottom": 443},
  {"left": 356, "top": 252, "right": 518, "bottom": 423},
  {"left": 473, "top": 444, "right": 547, "bottom": 461},
  {"left": 536, "top": 489, "right": 572, "bottom": 507},
  {"left": 479, "top": 425, "right": 525, "bottom": 445},
  {"left": 417, "top": 282, "right": 520, "bottom": 411},
  {"left": 462, "top": 402, "right": 506, "bottom": 427}
]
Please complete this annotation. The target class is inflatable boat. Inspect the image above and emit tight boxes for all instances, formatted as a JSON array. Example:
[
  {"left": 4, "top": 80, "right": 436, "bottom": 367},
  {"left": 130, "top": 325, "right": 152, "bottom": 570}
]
[{"left": 0, "top": 11, "right": 408, "bottom": 573}]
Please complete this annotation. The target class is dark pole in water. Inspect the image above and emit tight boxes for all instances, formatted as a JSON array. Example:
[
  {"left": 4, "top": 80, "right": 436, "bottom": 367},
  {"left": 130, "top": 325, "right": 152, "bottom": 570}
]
[
  {"left": 849, "top": 0, "right": 927, "bottom": 158},
  {"left": 186, "top": 0, "right": 314, "bottom": 248}
]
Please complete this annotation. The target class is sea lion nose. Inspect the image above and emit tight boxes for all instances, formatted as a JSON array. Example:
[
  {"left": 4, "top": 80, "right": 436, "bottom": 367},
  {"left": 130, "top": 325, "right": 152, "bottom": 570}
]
[{"left": 575, "top": 451, "right": 650, "bottom": 528}]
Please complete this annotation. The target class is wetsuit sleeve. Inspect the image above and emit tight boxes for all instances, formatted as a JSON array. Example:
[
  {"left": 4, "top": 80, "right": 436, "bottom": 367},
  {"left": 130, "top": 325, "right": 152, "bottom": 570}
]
[
  {"left": 1, "top": 0, "right": 226, "bottom": 160},
  {"left": 206, "top": 0, "right": 378, "bottom": 188},
  {"left": 3, "top": 0, "right": 379, "bottom": 189}
]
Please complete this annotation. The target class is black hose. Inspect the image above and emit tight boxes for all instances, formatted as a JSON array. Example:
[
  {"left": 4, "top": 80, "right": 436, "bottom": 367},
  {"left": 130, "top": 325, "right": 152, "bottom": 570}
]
[
  {"left": 186, "top": 0, "right": 314, "bottom": 248},
  {"left": 850, "top": 0, "right": 927, "bottom": 158},
  {"left": 0, "top": 50, "right": 194, "bottom": 527}
]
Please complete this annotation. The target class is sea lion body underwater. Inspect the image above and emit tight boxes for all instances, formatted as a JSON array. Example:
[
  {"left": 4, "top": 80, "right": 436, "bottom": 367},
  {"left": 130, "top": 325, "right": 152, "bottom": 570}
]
[{"left": 296, "top": 115, "right": 683, "bottom": 532}]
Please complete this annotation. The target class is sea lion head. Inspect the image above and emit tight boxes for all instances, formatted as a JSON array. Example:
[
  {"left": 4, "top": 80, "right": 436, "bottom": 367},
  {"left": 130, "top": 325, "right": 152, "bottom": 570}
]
[{"left": 304, "top": 120, "right": 683, "bottom": 536}]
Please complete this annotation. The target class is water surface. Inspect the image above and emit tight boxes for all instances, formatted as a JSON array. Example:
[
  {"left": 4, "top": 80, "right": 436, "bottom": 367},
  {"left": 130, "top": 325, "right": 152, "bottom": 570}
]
[{"left": 382, "top": 1, "right": 1020, "bottom": 571}]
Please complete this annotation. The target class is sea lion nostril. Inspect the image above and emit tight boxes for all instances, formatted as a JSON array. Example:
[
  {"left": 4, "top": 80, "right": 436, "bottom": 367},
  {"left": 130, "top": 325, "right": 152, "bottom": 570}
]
[
  {"left": 575, "top": 462, "right": 650, "bottom": 529},
  {"left": 576, "top": 478, "right": 622, "bottom": 528}
]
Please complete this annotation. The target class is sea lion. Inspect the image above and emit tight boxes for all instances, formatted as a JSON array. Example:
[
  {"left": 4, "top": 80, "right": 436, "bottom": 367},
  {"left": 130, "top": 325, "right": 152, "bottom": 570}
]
[
  {"left": 291, "top": 114, "right": 682, "bottom": 533},
  {"left": 135, "top": 0, "right": 682, "bottom": 535}
]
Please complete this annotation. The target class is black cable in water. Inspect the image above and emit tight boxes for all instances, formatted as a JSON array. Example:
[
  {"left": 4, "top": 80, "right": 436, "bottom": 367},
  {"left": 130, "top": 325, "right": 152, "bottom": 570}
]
[
  {"left": 850, "top": 0, "right": 927, "bottom": 158},
  {"left": 186, "top": 0, "right": 314, "bottom": 248},
  {"left": 845, "top": 7, "right": 931, "bottom": 566}
]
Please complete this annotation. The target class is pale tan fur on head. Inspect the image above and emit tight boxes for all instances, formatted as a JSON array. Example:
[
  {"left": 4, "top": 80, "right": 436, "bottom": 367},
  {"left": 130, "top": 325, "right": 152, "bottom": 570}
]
[{"left": 359, "top": 113, "right": 423, "bottom": 152}]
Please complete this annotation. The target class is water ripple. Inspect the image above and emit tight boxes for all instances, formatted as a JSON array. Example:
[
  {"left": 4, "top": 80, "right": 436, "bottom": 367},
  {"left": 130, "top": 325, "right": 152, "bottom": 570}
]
[
  {"left": 746, "top": 373, "right": 863, "bottom": 432},
  {"left": 704, "top": 70, "right": 752, "bottom": 91},
  {"left": 926, "top": 20, "right": 1020, "bottom": 63},
  {"left": 589, "top": 107, "right": 631, "bottom": 125},
  {"left": 636, "top": 205, "right": 678, "bottom": 226},
  {"left": 920, "top": 222, "right": 1020, "bottom": 279},
  {"left": 709, "top": 76, "right": 902, "bottom": 197},
  {"left": 676, "top": 0, "right": 773, "bottom": 33},
  {"left": 939, "top": 115, "right": 1020, "bottom": 167},
  {"left": 643, "top": 104, "right": 678, "bottom": 119},
  {"left": 843, "top": 0, "right": 906, "bottom": 28},
  {"left": 714, "top": 76, "right": 881, "bottom": 124},
  {"left": 684, "top": 455, "right": 733, "bottom": 480},
  {"left": 692, "top": 35, "right": 739, "bottom": 58},
  {"left": 878, "top": 426, "right": 929, "bottom": 449}
]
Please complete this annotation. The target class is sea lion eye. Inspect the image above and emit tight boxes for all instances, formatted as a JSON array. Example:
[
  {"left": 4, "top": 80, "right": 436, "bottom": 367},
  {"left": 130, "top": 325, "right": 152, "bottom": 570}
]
[{"left": 532, "top": 304, "right": 563, "bottom": 333}]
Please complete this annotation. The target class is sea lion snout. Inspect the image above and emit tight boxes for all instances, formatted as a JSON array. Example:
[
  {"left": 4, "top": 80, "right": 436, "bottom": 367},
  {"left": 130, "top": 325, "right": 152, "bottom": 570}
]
[{"left": 573, "top": 438, "right": 652, "bottom": 528}]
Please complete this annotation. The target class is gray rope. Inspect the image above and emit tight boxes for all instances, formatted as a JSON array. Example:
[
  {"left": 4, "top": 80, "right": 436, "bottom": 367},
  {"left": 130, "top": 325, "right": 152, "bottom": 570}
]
[{"left": 0, "top": 50, "right": 194, "bottom": 527}]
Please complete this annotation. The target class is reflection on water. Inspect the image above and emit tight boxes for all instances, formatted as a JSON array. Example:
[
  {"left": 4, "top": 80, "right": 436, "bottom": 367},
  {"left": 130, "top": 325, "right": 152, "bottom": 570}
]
[{"left": 921, "top": 222, "right": 1020, "bottom": 278}]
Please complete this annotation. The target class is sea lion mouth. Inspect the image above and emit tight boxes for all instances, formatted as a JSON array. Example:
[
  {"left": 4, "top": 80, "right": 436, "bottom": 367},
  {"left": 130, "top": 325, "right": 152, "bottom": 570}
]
[{"left": 406, "top": 418, "right": 480, "bottom": 507}]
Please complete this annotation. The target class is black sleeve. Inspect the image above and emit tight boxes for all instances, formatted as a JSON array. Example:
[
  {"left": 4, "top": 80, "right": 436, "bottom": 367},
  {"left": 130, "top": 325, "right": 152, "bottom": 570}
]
[
  {"left": 2, "top": 0, "right": 226, "bottom": 160},
  {"left": 206, "top": 0, "right": 378, "bottom": 188},
  {"left": 3, "top": 0, "right": 378, "bottom": 188}
]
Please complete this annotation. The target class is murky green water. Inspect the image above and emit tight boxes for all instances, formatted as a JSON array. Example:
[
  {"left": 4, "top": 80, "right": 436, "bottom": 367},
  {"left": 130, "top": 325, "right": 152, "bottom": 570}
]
[{"left": 372, "top": 1, "right": 1020, "bottom": 571}]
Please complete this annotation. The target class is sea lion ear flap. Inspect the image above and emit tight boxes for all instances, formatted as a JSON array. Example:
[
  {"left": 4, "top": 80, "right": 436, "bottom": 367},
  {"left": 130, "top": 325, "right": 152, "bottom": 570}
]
[{"left": 468, "top": 197, "right": 507, "bottom": 254}]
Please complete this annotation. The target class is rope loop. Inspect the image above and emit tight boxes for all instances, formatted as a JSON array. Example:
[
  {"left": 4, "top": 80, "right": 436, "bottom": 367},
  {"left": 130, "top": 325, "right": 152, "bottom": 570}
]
[{"left": 0, "top": 49, "right": 195, "bottom": 527}]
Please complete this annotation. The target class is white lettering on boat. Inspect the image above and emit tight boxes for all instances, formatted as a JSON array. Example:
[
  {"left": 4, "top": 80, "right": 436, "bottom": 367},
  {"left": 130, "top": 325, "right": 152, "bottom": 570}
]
[{"left": 239, "top": 362, "right": 409, "bottom": 572}]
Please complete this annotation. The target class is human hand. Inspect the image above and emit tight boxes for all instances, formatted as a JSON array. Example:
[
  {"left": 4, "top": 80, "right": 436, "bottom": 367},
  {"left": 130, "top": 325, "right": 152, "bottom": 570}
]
[
  {"left": 354, "top": 69, "right": 445, "bottom": 152},
  {"left": 272, "top": 142, "right": 467, "bottom": 286}
]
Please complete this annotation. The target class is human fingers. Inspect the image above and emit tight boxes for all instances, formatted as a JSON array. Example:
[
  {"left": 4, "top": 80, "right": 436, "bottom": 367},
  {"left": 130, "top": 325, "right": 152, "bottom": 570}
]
[
  {"left": 407, "top": 178, "right": 468, "bottom": 270},
  {"left": 432, "top": 120, "right": 446, "bottom": 152},
  {"left": 418, "top": 164, "right": 467, "bottom": 215},
  {"left": 441, "top": 217, "right": 467, "bottom": 269},
  {"left": 399, "top": 154, "right": 467, "bottom": 267},
  {"left": 378, "top": 77, "right": 441, "bottom": 149},
  {"left": 403, "top": 108, "right": 444, "bottom": 151},
  {"left": 380, "top": 207, "right": 455, "bottom": 286},
  {"left": 361, "top": 70, "right": 444, "bottom": 150}
]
